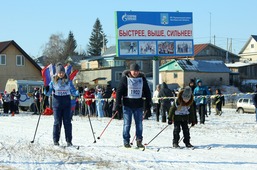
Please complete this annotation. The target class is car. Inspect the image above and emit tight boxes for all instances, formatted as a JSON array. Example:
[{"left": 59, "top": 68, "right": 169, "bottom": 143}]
[{"left": 236, "top": 98, "right": 255, "bottom": 113}]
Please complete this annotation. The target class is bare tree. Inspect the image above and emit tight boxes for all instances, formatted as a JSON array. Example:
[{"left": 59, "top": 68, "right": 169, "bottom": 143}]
[{"left": 42, "top": 33, "right": 66, "bottom": 64}]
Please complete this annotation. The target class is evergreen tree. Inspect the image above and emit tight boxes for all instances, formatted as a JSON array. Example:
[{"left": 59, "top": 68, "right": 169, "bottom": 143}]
[
  {"left": 63, "top": 31, "right": 78, "bottom": 58},
  {"left": 87, "top": 18, "right": 108, "bottom": 56}
]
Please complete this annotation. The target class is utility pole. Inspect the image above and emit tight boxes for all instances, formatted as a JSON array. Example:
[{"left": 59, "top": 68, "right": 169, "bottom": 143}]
[{"left": 209, "top": 12, "right": 212, "bottom": 44}]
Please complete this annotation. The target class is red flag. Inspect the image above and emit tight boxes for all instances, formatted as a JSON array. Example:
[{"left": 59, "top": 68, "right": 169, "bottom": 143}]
[{"left": 69, "top": 70, "right": 79, "bottom": 81}]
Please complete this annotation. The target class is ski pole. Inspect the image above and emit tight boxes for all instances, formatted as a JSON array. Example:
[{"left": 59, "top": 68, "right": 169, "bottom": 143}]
[
  {"left": 30, "top": 108, "right": 42, "bottom": 143},
  {"left": 97, "top": 111, "right": 118, "bottom": 140},
  {"left": 144, "top": 124, "right": 170, "bottom": 146},
  {"left": 87, "top": 106, "right": 96, "bottom": 143}
]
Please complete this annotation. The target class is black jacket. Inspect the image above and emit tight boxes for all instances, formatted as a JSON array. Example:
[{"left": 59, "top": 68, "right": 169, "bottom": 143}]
[
  {"left": 115, "top": 70, "right": 152, "bottom": 109},
  {"left": 158, "top": 82, "right": 173, "bottom": 106}
]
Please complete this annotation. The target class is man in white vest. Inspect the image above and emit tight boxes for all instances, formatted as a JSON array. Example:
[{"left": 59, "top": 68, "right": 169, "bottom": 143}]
[{"left": 115, "top": 63, "right": 152, "bottom": 148}]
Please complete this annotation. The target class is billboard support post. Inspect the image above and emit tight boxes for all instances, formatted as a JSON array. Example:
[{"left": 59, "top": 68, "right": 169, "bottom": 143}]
[{"left": 153, "top": 56, "right": 159, "bottom": 93}]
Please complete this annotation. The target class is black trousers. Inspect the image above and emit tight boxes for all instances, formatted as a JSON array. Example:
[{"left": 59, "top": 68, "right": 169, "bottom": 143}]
[
  {"left": 173, "top": 121, "right": 190, "bottom": 144},
  {"left": 198, "top": 104, "right": 206, "bottom": 124}
]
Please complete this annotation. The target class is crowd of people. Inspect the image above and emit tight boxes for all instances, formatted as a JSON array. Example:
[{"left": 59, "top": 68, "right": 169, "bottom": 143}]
[
  {"left": 0, "top": 89, "right": 20, "bottom": 116},
  {"left": 0, "top": 62, "right": 228, "bottom": 149}
]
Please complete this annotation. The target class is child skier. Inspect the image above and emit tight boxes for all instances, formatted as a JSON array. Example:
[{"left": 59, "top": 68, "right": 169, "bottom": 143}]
[{"left": 168, "top": 86, "right": 195, "bottom": 148}]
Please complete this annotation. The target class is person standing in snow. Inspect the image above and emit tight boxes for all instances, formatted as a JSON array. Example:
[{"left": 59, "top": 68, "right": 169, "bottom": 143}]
[
  {"left": 153, "top": 84, "right": 161, "bottom": 122},
  {"left": 33, "top": 87, "right": 41, "bottom": 115},
  {"left": 193, "top": 79, "right": 210, "bottom": 124},
  {"left": 115, "top": 63, "right": 152, "bottom": 148},
  {"left": 188, "top": 79, "right": 198, "bottom": 124},
  {"left": 214, "top": 89, "right": 225, "bottom": 116},
  {"left": 2, "top": 91, "right": 10, "bottom": 115},
  {"left": 95, "top": 88, "right": 104, "bottom": 118},
  {"left": 45, "top": 62, "right": 79, "bottom": 146},
  {"left": 158, "top": 82, "right": 174, "bottom": 123},
  {"left": 253, "top": 84, "right": 257, "bottom": 122},
  {"left": 168, "top": 86, "right": 196, "bottom": 148},
  {"left": 207, "top": 87, "right": 213, "bottom": 115}
]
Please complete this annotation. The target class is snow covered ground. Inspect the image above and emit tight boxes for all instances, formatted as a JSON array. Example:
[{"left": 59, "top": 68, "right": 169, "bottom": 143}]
[{"left": 0, "top": 108, "right": 257, "bottom": 170}]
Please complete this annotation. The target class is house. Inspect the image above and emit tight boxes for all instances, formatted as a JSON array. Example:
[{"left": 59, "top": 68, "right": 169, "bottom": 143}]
[
  {"left": 226, "top": 61, "right": 257, "bottom": 86},
  {"left": 238, "top": 35, "right": 257, "bottom": 62},
  {"left": 159, "top": 59, "right": 231, "bottom": 89},
  {"left": 192, "top": 43, "right": 240, "bottom": 63},
  {"left": 162, "top": 43, "right": 240, "bottom": 64},
  {"left": 78, "top": 43, "right": 238, "bottom": 89},
  {"left": 78, "top": 46, "right": 153, "bottom": 88},
  {"left": 0, "top": 40, "right": 42, "bottom": 91}
]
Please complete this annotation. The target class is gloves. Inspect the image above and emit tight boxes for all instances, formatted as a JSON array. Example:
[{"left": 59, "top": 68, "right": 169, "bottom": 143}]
[
  {"left": 168, "top": 119, "right": 173, "bottom": 125},
  {"left": 191, "top": 121, "right": 196, "bottom": 126},
  {"left": 115, "top": 104, "right": 122, "bottom": 112}
]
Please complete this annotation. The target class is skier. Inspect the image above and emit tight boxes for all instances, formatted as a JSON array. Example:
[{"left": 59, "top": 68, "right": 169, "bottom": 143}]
[
  {"left": 45, "top": 62, "right": 79, "bottom": 146},
  {"left": 168, "top": 86, "right": 195, "bottom": 148},
  {"left": 115, "top": 63, "right": 152, "bottom": 148}
]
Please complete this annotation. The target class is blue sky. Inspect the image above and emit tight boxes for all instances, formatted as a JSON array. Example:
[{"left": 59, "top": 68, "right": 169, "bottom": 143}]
[{"left": 1, "top": 0, "right": 256, "bottom": 58}]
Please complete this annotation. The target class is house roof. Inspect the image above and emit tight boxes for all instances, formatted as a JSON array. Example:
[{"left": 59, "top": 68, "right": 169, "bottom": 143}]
[
  {"left": 193, "top": 44, "right": 209, "bottom": 56},
  {"left": 160, "top": 59, "right": 231, "bottom": 73},
  {"left": 225, "top": 61, "right": 257, "bottom": 68},
  {"left": 238, "top": 35, "right": 257, "bottom": 54},
  {"left": 0, "top": 40, "right": 41, "bottom": 71}
]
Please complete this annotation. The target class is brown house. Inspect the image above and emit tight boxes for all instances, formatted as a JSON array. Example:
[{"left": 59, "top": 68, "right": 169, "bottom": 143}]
[
  {"left": 163, "top": 43, "right": 240, "bottom": 63},
  {"left": 159, "top": 59, "right": 231, "bottom": 89},
  {"left": 0, "top": 40, "right": 42, "bottom": 91}
]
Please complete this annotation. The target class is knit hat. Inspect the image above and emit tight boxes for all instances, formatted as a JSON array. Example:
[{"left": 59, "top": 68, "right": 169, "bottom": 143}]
[
  {"left": 56, "top": 62, "right": 65, "bottom": 73},
  {"left": 130, "top": 63, "right": 140, "bottom": 71},
  {"left": 182, "top": 86, "right": 192, "bottom": 101}
]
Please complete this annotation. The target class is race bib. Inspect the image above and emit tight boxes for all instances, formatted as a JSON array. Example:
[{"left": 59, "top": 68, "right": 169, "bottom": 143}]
[
  {"left": 175, "top": 106, "right": 190, "bottom": 115},
  {"left": 127, "top": 77, "right": 143, "bottom": 99},
  {"left": 53, "top": 80, "right": 71, "bottom": 96}
]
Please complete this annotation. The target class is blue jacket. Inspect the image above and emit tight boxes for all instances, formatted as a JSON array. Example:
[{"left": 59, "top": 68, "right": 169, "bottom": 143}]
[{"left": 193, "top": 85, "right": 210, "bottom": 105}]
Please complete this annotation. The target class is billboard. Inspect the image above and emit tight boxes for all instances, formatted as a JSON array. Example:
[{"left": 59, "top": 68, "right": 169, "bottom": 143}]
[{"left": 115, "top": 11, "right": 193, "bottom": 57}]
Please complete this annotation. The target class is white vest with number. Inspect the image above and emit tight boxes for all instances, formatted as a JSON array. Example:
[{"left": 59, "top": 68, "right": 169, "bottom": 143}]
[
  {"left": 127, "top": 77, "right": 143, "bottom": 99},
  {"left": 53, "top": 80, "right": 71, "bottom": 96}
]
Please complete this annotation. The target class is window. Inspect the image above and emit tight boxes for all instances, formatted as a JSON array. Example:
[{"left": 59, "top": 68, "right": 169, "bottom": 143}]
[
  {"left": 173, "top": 73, "right": 178, "bottom": 78},
  {"left": 115, "top": 72, "right": 122, "bottom": 81},
  {"left": 251, "top": 44, "right": 254, "bottom": 48},
  {"left": 0, "top": 54, "right": 6, "bottom": 65},
  {"left": 16, "top": 55, "right": 25, "bottom": 66}
]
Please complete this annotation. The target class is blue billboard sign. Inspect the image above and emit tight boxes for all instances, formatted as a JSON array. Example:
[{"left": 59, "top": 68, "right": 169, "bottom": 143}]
[{"left": 115, "top": 11, "right": 194, "bottom": 57}]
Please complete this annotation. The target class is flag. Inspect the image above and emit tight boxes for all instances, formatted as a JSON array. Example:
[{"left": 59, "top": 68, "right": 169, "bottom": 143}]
[
  {"left": 65, "top": 64, "right": 73, "bottom": 76},
  {"left": 69, "top": 70, "right": 79, "bottom": 81},
  {"left": 41, "top": 64, "right": 56, "bottom": 86}
]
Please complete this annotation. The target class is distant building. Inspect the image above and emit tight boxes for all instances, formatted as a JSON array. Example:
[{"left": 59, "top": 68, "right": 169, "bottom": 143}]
[
  {"left": 238, "top": 35, "right": 257, "bottom": 62},
  {"left": 0, "top": 40, "right": 41, "bottom": 91},
  {"left": 159, "top": 59, "right": 231, "bottom": 88}
]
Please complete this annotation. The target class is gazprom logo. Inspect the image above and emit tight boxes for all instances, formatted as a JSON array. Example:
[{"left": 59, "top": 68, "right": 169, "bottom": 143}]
[{"left": 122, "top": 13, "right": 137, "bottom": 22}]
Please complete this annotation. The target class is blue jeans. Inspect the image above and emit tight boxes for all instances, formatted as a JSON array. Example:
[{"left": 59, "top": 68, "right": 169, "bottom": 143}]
[{"left": 123, "top": 106, "right": 143, "bottom": 144}]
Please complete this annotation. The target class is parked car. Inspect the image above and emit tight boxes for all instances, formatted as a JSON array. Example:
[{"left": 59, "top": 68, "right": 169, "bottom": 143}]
[{"left": 236, "top": 98, "right": 255, "bottom": 113}]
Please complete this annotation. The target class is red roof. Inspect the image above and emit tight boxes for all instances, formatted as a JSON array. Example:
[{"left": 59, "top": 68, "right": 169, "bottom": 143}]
[{"left": 193, "top": 44, "right": 208, "bottom": 56}]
